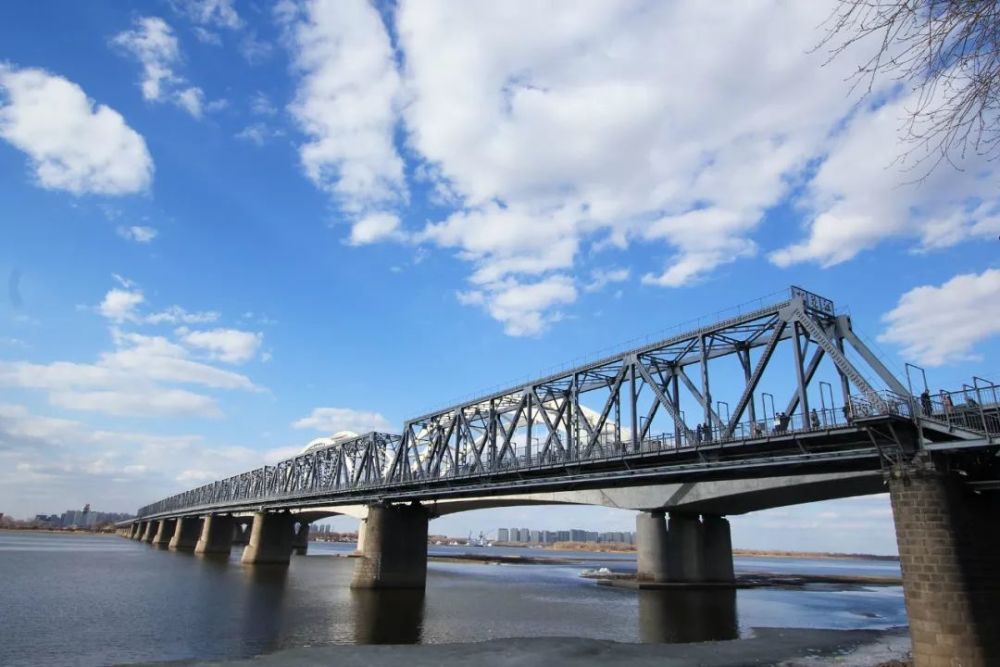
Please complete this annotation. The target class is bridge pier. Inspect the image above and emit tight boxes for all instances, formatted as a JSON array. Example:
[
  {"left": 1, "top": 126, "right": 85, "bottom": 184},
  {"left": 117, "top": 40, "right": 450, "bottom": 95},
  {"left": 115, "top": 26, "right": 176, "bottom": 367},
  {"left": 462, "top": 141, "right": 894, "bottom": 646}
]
[
  {"left": 292, "top": 522, "right": 310, "bottom": 556},
  {"left": 141, "top": 520, "right": 157, "bottom": 543},
  {"left": 241, "top": 512, "right": 295, "bottom": 565},
  {"left": 636, "top": 511, "right": 669, "bottom": 582},
  {"left": 151, "top": 519, "right": 176, "bottom": 547},
  {"left": 351, "top": 504, "right": 428, "bottom": 589},
  {"left": 195, "top": 514, "right": 234, "bottom": 555},
  {"left": 666, "top": 513, "right": 705, "bottom": 583},
  {"left": 702, "top": 515, "right": 735, "bottom": 583},
  {"left": 635, "top": 512, "right": 734, "bottom": 584},
  {"left": 889, "top": 461, "right": 1000, "bottom": 666},
  {"left": 168, "top": 516, "right": 202, "bottom": 551}
]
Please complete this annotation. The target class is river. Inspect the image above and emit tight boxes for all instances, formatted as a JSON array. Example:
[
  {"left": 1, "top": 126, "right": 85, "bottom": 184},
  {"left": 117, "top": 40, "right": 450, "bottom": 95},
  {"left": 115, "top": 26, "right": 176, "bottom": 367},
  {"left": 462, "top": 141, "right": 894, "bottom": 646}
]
[{"left": 0, "top": 532, "right": 905, "bottom": 666}]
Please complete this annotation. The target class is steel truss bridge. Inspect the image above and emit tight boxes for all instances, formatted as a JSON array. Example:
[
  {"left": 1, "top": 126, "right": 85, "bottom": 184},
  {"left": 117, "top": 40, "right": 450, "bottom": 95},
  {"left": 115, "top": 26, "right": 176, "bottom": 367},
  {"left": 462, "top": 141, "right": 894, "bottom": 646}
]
[{"left": 137, "top": 287, "right": 1000, "bottom": 520}]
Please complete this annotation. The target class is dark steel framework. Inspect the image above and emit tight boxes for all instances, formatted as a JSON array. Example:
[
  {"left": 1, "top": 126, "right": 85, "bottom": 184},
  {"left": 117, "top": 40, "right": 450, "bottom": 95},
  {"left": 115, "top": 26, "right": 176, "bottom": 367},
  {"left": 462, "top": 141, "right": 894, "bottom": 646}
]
[{"left": 136, "top": 287, "right": 998, "bottom": 519}]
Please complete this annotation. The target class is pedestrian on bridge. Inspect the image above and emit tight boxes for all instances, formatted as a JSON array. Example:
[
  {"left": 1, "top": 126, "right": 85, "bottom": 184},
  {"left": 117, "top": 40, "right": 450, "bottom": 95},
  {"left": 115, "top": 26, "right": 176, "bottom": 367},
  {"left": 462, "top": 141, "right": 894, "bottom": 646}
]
[
  {"left": 940, "top": 390, "right": 953, "bottom": 414},
  {"left": 810, "top": 409, "right": 820, "bottom": 429},
  {"left": 920, "top": 389, "right": 933, "bottom": 417}
]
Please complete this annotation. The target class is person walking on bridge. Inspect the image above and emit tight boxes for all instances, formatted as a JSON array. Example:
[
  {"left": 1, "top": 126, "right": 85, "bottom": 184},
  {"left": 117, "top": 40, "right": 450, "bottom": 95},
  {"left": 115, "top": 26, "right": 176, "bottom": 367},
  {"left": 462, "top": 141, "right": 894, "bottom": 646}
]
[{"left": 920, "top": 389, "right": 933, "bottom": 417}]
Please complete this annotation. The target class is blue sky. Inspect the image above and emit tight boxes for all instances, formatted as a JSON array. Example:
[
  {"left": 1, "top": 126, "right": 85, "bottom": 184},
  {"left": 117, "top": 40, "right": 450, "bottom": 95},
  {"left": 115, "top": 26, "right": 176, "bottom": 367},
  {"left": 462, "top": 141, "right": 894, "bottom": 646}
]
[{"left": 1, "top": 1, "right": 998, "bottom": 555}]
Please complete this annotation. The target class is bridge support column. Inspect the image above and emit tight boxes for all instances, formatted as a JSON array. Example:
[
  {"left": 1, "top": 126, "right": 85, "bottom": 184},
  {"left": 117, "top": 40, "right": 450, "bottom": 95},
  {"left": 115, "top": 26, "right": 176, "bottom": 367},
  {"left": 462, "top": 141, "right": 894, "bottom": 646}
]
[
  {"left": 141, "top": 520, "right": 157, "bottom": 543},
  {"left": 241, "top": 512, "right": 295, "bottom": 565},
  {"left": 889, "top": 462, "right": 1000, "bottom": 666},
  {"left": 292, "top": 523, "right": 310, "bottom": 556},
  {"left": 152, "top": 519, "right": 176, "bottom": 547},
  {"left": 355, "top": 518, "right": 367, "bottom": 554},
  {"left": 352, "top": 504, "right": 428, "bottom": 589},
  {"left": 666, "top": 513, "right": 704, "bottom": 583},
  {"left": 195, "top": 514, "right": 234, "bottom": 555},
  {"left": 169, "top": 516, "right": 202, "bottom": 551},
  {"left": 636, "top": 511, "right": 669, "bottom": 582},
  {"left": 702, "top": 515, "right": 735, "bottom": 583}
]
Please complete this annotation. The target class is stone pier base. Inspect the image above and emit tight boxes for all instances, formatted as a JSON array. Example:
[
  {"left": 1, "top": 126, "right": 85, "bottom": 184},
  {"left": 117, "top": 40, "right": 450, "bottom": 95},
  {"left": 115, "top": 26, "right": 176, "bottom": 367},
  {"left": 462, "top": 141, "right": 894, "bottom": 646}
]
[
  {"left": 889, "top": 461, "right": 1000, "bottom": 666},
  {"left": 241, "top": 512, "right": 295, "bottom": 565},
  {"left": 351, "top": 504, "right": 428, "bottom": 589},
  {"left": 195, "top": 514, "right": 234, "bottom": 555},
  {"left": 636, "top": 511, "right": 669, "bottom": 582},
  {"left": 702, "top": 515, "right": 735, "bottom": 583},
  {"left": 292, "top": 523, "right": 310, "bottom": 556},
  {"left": 169, "top": 516, "right": 202, "bottom": 551},
  {"left": 141, "top": 520, "right": 157, "bottom": 543},
  {"left": 151, "top": 519, "right": 176, "bottom": 547},
  {"left": 635, "top": 511, "right": 734, "bottom": 584}
]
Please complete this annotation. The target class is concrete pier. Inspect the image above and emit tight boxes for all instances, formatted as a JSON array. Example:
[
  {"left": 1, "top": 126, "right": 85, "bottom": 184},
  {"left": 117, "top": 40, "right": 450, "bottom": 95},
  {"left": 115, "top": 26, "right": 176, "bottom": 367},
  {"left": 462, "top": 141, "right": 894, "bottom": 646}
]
[
  {"left": 702, "top": 515, "right": 735, "bottom": 583},
  {"left": 141, "top": 520, "right": 157, "bottom": 543},
  {"left": 168, "top": 516, "right": 202, "bottom": 551},
  {"left": 352, "top": 504, "right": 428, "bottom": 589},
  {"left": 292, "top": 522, "right": 310, "bottom": 556},
  {"left": 666, "top": 513, "right": 704, "bottom": 582},
  {"left": 241, "top": 512, "right": 295, "bottom": 565},
  {"left": 151, "top": 518, "right": 176, "bottom": 547},
  {"left": 889, "top": 461, "right": 1000, "bottom": 666},
  {"left": 195, "top": 514, "right": 234, "bottom": 555},
  {"left": 636, "top": 511, "right": 669, "bottom": 582}
]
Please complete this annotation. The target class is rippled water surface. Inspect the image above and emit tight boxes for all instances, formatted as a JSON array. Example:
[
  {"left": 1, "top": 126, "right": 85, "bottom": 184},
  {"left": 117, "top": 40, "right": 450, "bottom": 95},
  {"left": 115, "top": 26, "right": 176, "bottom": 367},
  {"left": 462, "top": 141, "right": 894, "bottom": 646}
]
[{"left": 0, "top": 532, "right": 905, "bottom": 666}]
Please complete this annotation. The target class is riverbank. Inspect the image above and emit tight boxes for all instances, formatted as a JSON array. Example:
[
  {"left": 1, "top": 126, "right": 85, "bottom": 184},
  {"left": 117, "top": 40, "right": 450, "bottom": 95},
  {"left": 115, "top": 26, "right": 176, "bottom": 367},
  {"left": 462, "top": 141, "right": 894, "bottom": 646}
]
[
  {"left": 173, "top": 627, "right": 911, "bottom": 667},
  {"left": 525, "top": 540, "right": 898, "bottom": 561}
]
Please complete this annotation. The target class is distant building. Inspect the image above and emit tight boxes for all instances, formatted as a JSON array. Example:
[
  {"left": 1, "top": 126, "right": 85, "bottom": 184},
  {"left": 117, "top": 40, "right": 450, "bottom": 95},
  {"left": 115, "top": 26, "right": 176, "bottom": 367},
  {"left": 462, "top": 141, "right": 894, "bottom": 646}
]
[{"left": 497, "top": 528, "right": 509, "bottom": 542}]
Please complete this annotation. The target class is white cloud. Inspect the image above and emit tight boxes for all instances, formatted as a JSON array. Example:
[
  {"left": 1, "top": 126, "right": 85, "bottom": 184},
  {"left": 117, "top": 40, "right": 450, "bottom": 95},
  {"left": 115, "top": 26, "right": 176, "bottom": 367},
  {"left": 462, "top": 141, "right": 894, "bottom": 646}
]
[
  {"left": 391, "top": 2, "right": 870, "bottom": 330},
  {"left": 49, "top": 388, "right": 220, "bottom": 418},
  {"left": 584, "top": 267, "right": 629, "bottom": 293},
  {"left": 284, "top": 0, "right": 405, "bottom": 221},
  {"left": 292, "top": 407, "right": 393, "bottom": 433},
  {"left": 236, "top": 122, "right": 283, "bottom": 146},
  {"left": 116, "top": 225, "right": 158, "bottom": 243},
  {"left": 96, "top": 279, "right": 219, "bottom": 325},
  {"left": 770, "top": 92, "right": 1000, "bottom": 268},
  {"left": 173, "top": 0, "right": 242, "bottom": 30},
  {"left": 99, "top": 288, "right": 144, "bottom": 322},
  {"left": 176, "top": 327, "right": 263, "bottom": 364},
  {"left": 348, "top": 212, "right": 403, "bottom": 245},
  {"left": 0, "top": 403, "right": 258, "bottom": 516},
  {"left": 460, "top": 275, "right": 577, "bottom": 337},
  {"left": 0, "top": 65, "right": 153, "bottom": 195},
  {"left": 112, "top": 17, "right": 214, "bottom": 119},
  {"left": 879, "top": 269, "right": 1000, "bottom": 367}
]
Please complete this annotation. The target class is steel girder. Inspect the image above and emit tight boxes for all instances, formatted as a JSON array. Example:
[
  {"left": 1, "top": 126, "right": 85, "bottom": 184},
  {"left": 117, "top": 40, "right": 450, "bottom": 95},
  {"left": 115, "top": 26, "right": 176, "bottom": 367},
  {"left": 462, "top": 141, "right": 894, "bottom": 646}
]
[{"left": 136, "top": 286, "right": 916, "bottom": 519}]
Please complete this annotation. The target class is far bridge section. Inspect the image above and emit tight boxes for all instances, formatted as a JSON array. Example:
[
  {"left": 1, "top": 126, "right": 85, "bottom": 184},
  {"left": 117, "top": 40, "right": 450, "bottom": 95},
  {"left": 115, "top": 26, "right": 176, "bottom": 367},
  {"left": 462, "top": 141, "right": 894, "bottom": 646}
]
[{"left": 120, "top": 286, "right": 1000, "bottom": 667}]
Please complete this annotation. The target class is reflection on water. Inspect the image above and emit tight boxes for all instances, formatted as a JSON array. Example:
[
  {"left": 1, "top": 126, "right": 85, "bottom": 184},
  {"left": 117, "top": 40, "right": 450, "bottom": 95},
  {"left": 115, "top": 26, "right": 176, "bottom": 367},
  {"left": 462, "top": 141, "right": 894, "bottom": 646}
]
[
  {"left": 240, "top": 566, "right": 290, "bottom": 654},
  {"left": 352, "top": 589, "right": 426, "bottom": 643},
  {"left": 638, "top": 589, "right": 738, "bottom": 643}
]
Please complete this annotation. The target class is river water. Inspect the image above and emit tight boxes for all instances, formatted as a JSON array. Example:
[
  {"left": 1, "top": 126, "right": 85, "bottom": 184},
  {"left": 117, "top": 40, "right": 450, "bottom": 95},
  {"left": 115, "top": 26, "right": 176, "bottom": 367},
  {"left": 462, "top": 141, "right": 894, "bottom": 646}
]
[{"left": 0, "top": 532, "right": 905, "bottom": 666}]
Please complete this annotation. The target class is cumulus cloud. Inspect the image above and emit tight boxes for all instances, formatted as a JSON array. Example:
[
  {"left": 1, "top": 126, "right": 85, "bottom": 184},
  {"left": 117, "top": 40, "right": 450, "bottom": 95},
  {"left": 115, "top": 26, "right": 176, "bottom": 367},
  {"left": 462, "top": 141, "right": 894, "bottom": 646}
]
[
  {"left": 0, "top": 280, "right": 261, "bottom": 419},
  {"left": 584, "top": 268, "right": 629, "bottom": 293},
  {"left": 172, "top": 0, "right": 242, "bottom": 30},
  {"left": 112, "top": 17, "right": 214, "bottom": 118},
  {"left": 116, "top": 225, "right": 158, "bottom": 243},
  {"left": 292, "top": 407, "right": 393, "bottom": 434},
  {"left": 770, "top": 91, "right": 1000, "bottom": 268},
  {"left": 348, "top": 213, "right": 403, "bottom": 245},
  {"left": 176, "top": 327, "right": 263, "bottom": 364},
  {"left": 879, "top": 269, "right": 1000, "bottom": 367},
  {"left": 459, "top": 275, "right": 577, "bottom": 337},
  {"left": 0, "top": 65, "right": 153, "bottom": 195},
  {"left": 283, "top": 0, "right": 405, "bottom": 223}
]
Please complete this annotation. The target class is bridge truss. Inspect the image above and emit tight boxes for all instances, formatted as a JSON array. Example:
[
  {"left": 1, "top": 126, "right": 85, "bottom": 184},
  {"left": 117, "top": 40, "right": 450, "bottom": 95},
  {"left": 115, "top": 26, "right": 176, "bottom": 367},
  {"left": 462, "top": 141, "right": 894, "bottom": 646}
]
[{"left": 138, "top": 286, "right": 996, "bottom": 519}]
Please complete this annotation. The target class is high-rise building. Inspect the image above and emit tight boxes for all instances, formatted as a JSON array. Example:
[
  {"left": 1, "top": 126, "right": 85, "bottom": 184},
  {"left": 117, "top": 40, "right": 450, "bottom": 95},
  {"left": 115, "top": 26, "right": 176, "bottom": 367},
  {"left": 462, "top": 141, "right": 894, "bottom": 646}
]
[{"left": 497, "top": 528, "right": 509, "bottom": 542}]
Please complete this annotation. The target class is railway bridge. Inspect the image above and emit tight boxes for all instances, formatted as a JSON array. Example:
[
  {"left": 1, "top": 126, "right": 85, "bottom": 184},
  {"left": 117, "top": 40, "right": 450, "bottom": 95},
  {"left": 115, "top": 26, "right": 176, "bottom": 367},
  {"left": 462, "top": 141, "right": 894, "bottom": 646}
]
[{"left": 117, "top": 287, "right": 999, "bottom": 666}]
